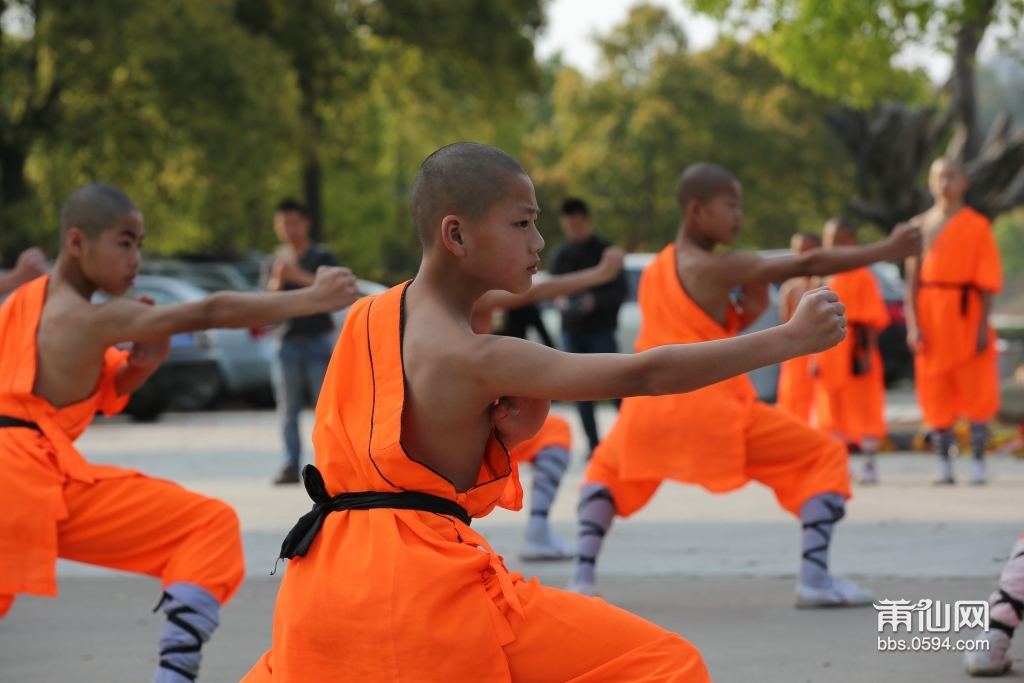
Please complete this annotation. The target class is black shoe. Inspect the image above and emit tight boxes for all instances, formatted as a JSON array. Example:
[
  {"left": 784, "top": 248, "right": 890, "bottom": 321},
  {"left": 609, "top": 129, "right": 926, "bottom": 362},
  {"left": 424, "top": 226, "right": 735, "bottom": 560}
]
[{"left": 274, "top": 464, "right": 300, "bottom": 485}]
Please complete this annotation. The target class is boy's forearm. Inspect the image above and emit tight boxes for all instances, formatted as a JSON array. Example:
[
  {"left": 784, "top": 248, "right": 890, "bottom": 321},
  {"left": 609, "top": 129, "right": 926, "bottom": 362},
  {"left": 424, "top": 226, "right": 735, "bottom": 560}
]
[
  {"left": 114, "top": 362, "right": 160, "bottom": 396},
  {"left": 638, "top": 325, "right": 803, "bottom": 396},
  {"left": 206, "top": 289, "right": 320, "bottom": 329},
  {"left": 803, "top": 242, "right": 892, "bottom": 277}
]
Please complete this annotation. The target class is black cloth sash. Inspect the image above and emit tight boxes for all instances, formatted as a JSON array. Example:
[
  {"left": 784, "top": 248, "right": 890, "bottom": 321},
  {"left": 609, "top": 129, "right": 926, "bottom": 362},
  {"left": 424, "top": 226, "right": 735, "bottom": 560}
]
[
  {"left": 0, "top": 416, "right": 41, "bottom": 431},
  {"left": 277, "top": 465, "right": 472, "bottom": 562},
  {"left": 918, "top": 281, "right": 979, "bottom": 316}
]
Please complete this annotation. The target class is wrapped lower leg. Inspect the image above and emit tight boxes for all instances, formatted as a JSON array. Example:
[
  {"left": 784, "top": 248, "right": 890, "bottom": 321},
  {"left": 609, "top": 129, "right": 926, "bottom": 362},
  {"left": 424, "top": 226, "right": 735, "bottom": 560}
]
[{"left": 152, "top": 583, "right": 220, "bottom": 683}]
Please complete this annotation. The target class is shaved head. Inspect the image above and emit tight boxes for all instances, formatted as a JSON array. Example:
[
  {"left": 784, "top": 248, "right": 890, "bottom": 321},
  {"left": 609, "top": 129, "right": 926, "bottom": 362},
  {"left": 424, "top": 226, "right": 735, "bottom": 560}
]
[
  {"left": 824, "top": 218, "right": 855, "bottom": 235},
  {"left": 60, "top": 183, "right": 139, "bottom": 241},
  {"left": 823, "top": 217, "right": 857, "bottom": 247},
  {"left": 410, "top": 142, "right": 528, "bottom": 248},
  {"left": 791, "top": 231, "right": 821, "bottom": 253},
  {"left": 676, "top": 162, "right": 738, "bottom": 211},
  {"left": 931, "top": 156, "right": 965, "bottom": 175}
]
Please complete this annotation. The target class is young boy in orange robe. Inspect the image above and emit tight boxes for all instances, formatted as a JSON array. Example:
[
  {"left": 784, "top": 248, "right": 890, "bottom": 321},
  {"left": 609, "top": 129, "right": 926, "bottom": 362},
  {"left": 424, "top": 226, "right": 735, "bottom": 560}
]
[
  {"left": 813, "top": 219, "right": 891, "bottom": 484},
  {"left": 777, "top": 232, "right": 822, "bottom": 422},
  {"left": 569, "top": 163, "right": 921, "bottom": 606},
  {"left": 906, "top": 157, "right": 1003, "bottom": 485},
  {"left": 0, "top": 183, "right": 359, "bottom": 683},
  {"left": 242, "top": 143, "right": 851, "bottom": 682}
]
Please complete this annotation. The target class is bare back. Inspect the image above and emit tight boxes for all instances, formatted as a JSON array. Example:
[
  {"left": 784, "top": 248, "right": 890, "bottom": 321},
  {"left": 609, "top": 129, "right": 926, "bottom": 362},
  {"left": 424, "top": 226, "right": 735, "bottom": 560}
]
[
  {"left": 674, "top": 241, "right": 742, "bottom": 327},
  {"left": 34, "top": 280, "right": 118, "bottom": 408},
  {"left": 400, "top": 284, "right": 505, "bottom": 492}
]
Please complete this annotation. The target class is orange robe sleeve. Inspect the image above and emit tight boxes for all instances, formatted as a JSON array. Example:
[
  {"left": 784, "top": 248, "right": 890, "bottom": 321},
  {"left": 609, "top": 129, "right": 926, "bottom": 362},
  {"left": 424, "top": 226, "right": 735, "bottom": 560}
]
[
  {"left": 0, "top": 278, "right": 138, "bottom": 598},
  {"left": 597, "top": 245, "right": 757, "bottom": 490},
  {"left": 916, "top": 207, "right": 1003, "bottom": 376}
]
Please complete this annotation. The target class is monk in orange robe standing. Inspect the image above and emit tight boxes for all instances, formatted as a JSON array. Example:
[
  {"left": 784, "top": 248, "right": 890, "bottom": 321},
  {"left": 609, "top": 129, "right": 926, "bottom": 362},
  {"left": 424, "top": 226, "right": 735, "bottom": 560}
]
[
  {"left": 777, "top": 232, "right": 822, "bottom": 422},
  {"left": 242, "top": 143, "right": 852, "bottom": 682},
  {"left": 570, "top": 163, "right": 921, "bottom": 607},
  {"left": 906, "top": 158, "right": 1003, "bottom": 485},
  {"left": 0, "top": 183, "right": 359, "bottom": 683},
  {"left": 813, "top": 219, "right": 891, "bottom": 484}
]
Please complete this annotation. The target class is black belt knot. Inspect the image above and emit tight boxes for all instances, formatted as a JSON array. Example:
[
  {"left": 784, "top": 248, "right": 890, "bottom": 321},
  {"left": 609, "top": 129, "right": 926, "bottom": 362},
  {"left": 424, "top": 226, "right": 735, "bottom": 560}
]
[
  {"left": 275, "top": 465, "right": 471, "bottom": 569},
  {"left": 0, "top": 416, "right": 41, "bottom": 431}
]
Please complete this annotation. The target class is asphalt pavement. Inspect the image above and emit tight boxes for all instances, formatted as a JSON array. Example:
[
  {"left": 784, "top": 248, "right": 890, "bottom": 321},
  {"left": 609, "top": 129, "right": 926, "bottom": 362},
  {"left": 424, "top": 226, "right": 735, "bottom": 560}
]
[{"left": 1, "top": 402, "right": 1022, "bottom": 682}]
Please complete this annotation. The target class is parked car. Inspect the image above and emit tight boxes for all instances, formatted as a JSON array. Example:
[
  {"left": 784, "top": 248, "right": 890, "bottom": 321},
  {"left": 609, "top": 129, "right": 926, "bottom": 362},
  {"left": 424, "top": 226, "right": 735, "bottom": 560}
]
[{"left": 538, "top": 251, "right": 913, "bottom": 402}]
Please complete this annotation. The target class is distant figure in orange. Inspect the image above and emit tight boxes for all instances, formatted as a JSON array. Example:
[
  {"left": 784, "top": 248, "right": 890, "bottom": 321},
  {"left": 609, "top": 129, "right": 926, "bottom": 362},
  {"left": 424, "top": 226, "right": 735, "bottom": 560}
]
[
  {"left": 571, "top": 162, "right": 922, "bottom": 606},
  {"left": 0, "top": 183, "right": 360, "bottom": 683},
  {"left": 777, "top": 232, "right": 822, "bottom": 422},
  {"left": 905, "top": 158, "right": 1002, "bottom": 485},
  {"left": 813, "top": 219, "right": 890, "bottom": 484}
]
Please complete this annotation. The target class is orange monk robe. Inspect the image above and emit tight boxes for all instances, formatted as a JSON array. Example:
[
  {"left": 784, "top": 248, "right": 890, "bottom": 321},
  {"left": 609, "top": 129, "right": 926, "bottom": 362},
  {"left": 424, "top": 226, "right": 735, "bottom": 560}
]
[
  {"left": 915, "top": 206, "right": 1002, "bottom": 428},
  {"left": 585, "top": 245, "right": 850, "bottom": 518},
  {"left": 777, "top": 355, "right": 814, "bottom": 423},
  {"left": 0, "top": 277, "right": 243, "bottom": 619},
  {"left": 243, "top": 283, "right": 709, "bottom": 683},
  {"left": 813, "top": 268, "right": 890, "bottom": 444},
  {"left": 514, "top": 415, "right": 572, "bottom": 465}
]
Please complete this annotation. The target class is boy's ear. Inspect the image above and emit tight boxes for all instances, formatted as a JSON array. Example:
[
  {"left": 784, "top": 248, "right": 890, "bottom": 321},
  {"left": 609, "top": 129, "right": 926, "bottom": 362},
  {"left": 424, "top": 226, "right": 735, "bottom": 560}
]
[
  {"left": 440, "top": 215, "right": 466, "bottom": 257},
  {"left": 65, "top": 227, "right": 88, "bottom": 260}
]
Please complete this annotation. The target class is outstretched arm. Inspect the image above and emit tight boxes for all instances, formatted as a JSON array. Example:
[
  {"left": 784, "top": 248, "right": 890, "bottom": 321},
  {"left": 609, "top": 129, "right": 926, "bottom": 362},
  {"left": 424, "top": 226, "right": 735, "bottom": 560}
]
[
  {"left": 0, "top": 248, "right": 48, "bottom": 296},
  {"left": 715, "top": 223, "right": 921, "bottom": 287},
  {"left": 92, "top": 266, "right": 360, "bottom": 346},
  {"left": 473, "top": 287, "right": 846, "bottom": 403},
  {"left": 475, "top": 247, "right": 624, "bottom": 313}
]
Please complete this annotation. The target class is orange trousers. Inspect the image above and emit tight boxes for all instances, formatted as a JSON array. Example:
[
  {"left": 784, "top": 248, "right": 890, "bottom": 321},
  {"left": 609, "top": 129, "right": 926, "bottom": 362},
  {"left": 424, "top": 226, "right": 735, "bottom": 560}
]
[
  {"left": 0, "top": 475, "right": 244, "bottom": 619},
  {"left": 587, "top": 401, "right": 850, "bottom": 517},
  {"left": 244, "top": 574, "right": 708, "bottom": 683},
  {"left": 916, "top": 349, "right": 1000, "bottom": 429}
]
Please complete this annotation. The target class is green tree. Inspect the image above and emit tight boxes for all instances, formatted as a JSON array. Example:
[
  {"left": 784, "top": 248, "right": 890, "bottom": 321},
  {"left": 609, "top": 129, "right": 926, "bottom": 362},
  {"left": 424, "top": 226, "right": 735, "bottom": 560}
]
[
  {"left": 524, "top": 5, "right": 853, "bottom": 254},
  {"left": 0, "top": 0, "right": 301, "bottom": 256},
  {"left": 231, "top": 0, "right": 542, "bottom": 239},
  {"left": 686, "top": 0, "right": 1024, "bottom": 161}
]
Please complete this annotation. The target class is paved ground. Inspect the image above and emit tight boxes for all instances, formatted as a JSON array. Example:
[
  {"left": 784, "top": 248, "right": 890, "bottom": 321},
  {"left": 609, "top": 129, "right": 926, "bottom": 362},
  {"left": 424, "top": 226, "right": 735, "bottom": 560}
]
[{"left": 2, "top": 403, "right": 1023, "bottom": 682}]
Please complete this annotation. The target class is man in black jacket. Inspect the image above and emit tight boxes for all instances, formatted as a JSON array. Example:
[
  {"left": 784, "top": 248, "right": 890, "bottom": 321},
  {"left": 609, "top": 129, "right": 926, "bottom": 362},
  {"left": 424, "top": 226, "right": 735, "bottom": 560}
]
[{"left": 550, "top": 198, "right": 627, "bottom": 453}]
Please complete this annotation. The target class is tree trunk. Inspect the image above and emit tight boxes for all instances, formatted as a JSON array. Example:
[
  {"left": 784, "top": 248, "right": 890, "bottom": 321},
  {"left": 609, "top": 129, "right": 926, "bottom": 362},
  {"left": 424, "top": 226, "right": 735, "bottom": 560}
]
[
  {"left": 302, "top": 152, "right": 323, "bottom": 242},
  {"left": 948, "top": 0, "right": 996, "bottom": 163},
  {"left": 0, "top": 139, "right": 31, "bottom": 207}
]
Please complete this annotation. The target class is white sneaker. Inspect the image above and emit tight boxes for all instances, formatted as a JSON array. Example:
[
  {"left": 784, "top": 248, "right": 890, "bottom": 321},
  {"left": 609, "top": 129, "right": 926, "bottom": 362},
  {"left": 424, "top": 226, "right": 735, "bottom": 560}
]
[
  {"left": 970, "top": 459, "right": 987, "bottom": 485},
  {"left": 935, "top": 459, "right": 956, "bottom": 485},
  {"left": 795, "top": 576, "right": 875, "bottom": 608},
  {"left": 520, "top": 531, "right": 576, "bottom": 561},
  {"left": 566, "top": 578, "right": 598, "bottom": 597},
  {"left": 860, "top": 462, "right": 878, "bottom": 484},
  {"left": 964, "top": 629, "right": 1013, "bottom": 676}
]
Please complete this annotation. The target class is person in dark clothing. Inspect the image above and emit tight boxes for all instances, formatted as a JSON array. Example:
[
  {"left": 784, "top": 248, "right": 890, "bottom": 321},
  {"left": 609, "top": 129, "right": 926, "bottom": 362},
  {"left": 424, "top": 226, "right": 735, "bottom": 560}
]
[
  {"left": 550, "top": 198, "right": 627, "bottom": 453},
  {"left": 265, "top": 198, "right": 340, "bottom": 484},
  {"left": 497, "top": 303, "right": 556, "bottom": 347}
]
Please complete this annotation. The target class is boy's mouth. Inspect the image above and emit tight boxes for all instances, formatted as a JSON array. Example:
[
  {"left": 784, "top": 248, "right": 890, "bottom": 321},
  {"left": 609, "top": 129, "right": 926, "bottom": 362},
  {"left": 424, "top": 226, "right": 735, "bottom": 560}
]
[{"left": 527, "top": 261, "right": 540, "bottom": 274}]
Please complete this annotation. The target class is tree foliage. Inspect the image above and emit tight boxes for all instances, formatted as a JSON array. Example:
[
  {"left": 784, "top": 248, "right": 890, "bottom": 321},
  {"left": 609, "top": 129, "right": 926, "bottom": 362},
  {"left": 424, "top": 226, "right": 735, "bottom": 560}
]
[{"left": 523, "top": 5, "right": 853, "bottom": 254}]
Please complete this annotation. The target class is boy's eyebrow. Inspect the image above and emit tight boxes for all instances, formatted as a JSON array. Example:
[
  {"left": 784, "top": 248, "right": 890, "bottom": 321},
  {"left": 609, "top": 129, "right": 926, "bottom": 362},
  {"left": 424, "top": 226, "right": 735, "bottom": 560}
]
[{"left": 520, "top": 205, "right": 540, "bottom": 215}]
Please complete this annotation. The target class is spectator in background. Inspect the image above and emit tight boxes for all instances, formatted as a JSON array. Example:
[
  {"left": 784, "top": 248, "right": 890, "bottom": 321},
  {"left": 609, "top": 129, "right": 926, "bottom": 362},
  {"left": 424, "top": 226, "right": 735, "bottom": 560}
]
[
  {"left": 496, "top": 303, "right": 556, "bottom": 347},
  {"left": 0, "top": 247, "right": 48, "bottom": 297},
  {"left": 551, "top": 198, "right": 627, "bottom": 453},
  {"left": 264, "top": 199, "right": 340, "bottom": 484}
]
